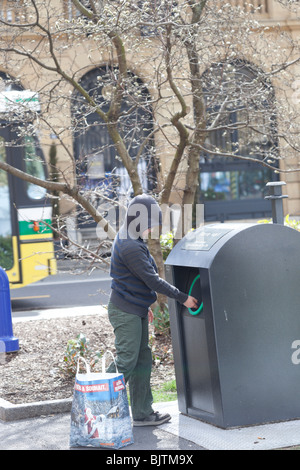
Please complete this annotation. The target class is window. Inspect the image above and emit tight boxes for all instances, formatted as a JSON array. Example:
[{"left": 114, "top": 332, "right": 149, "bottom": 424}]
[
  {"left": 0, "top": 0, "right": 27, "bottom": 23},
  {"left": 198, "top": 61, "right": 278, "bottom": 221},
  {"left": 200, "top": 169, "right": 273, "bottom": 202},
  {"left": 214, "top": 0, "right": 268, "bottom": 14},
  {"left": 24, "top": 136, "right": 47, "bottom": 200},
  {"left": 72, "top": 66, "right": 155, "bottom": 192},
  {"left": 63, "top": 0, "right": 99, "bottom": 20},
  {"left": 136, "top": 0, "right": 179, "bottom": 36},
  {"left": 63, "top": 0, "right": 79, "bottom": 20},
  {"left": 0, "top": 136, "right": 13, "bottom": 270},
  {"left": 72, "top": 66, "right": 155, "bottom": 231}
]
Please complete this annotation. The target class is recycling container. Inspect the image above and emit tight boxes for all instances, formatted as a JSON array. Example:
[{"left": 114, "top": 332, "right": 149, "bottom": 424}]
[{"left": 165, "top": 222, "right": 300, "bottom": 428}]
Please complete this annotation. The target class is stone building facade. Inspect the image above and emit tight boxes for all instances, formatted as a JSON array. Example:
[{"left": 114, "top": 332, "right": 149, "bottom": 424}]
[{"left": 0, "top": 0, "right": 300, "bottom": 229}]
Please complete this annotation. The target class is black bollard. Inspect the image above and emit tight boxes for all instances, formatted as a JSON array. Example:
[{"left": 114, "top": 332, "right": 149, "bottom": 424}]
[{"left": 265, "top": 181, "right": 288, "bottom": 225}]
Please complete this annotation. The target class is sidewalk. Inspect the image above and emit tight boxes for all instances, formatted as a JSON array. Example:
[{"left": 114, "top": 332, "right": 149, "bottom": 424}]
[
  {"left": 0, "top": 403, "right": 204, "bottom": 451},
  {"left": 1, "top": 397, "right": 300, "bottom": 451},
  {"left": 1, "top": 305, "right": 300, "bottom": 451}
]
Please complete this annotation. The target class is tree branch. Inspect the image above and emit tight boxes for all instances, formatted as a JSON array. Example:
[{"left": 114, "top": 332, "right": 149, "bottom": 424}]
[
  {"left": 0, "top": 160, "right": 116, "bottom": 238},
  {"left": 192, "top": 142, "right": 300, "bottom": 173},
  {"left": 160, "top": 24, "right": 189, "bottom": 205}
]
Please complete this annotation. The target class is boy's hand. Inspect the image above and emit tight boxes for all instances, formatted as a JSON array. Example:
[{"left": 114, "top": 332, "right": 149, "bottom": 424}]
[
  {"left": 148, "top": 308, "right": 154, "bottom": 323},
  {"left": 184, "top": 296, "right": 198, "bottom": 309}
]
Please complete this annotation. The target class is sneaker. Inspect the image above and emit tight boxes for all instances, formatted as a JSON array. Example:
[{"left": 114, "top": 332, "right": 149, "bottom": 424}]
[{"left": 133, "top": 411, "right": 171, "bottom": 427}]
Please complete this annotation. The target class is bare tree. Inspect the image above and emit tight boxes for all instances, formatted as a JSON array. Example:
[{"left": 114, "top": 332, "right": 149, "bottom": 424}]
[{"left": 1, "top": 0, "right": 300, "bottom": 301}]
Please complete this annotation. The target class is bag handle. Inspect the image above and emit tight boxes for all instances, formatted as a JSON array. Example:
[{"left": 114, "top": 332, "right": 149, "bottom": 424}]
[
  {"left": 76, "top": 356, "right": 91, "bottom": 375},
  {"left": 76, "top": 351, "right": 118, "bottom": 375},
  {"left": 102, "top": 350, "right": 118, "bottom": 374}
]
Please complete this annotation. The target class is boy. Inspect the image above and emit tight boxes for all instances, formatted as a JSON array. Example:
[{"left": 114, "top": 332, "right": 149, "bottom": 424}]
[{"left": 107, "top": 194, "right": 198, "bottom": 426}]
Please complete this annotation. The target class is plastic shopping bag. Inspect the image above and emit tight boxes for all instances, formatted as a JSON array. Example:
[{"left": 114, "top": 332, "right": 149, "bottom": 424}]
[{"left": 69, "top": 352, "right": 134, "bottom": 449}]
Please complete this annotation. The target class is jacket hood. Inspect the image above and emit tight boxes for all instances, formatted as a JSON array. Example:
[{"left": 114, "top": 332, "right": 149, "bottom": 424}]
[{"left": 124, "top": 194, "right": 162, "bottom": 239}]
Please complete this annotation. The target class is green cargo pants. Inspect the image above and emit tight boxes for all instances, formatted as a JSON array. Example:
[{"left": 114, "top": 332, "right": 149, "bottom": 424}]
[{"left": 106, "top": 301, "right": 154, "bottom": 421}]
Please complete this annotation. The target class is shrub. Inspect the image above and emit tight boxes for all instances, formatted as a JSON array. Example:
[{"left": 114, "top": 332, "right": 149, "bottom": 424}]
[
  {"left": 60, "top": 333, "right": 101, "bottom": 377},
  {"left": 160, "top": 231, "right": 174, "bottom": 261},
  {"left": 258, "top": 214, "right": 300, "bottom": 231},
  {"left": 152, "top": 303, "right": 170, "bottom": 336}
]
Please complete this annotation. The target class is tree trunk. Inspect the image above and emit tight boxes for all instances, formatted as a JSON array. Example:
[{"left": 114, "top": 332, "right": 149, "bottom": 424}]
[{"left": 147, "top": 236, "right": 168, "bottom": 311}]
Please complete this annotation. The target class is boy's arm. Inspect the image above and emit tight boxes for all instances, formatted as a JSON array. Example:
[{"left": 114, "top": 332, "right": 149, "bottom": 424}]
[{"left": 123, "top": 243, "right": 188, "bottom": 304}]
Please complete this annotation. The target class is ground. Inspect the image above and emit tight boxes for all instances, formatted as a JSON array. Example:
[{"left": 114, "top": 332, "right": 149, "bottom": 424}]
[{"left": 0, "top": 314, "right": 175, "bottom": 405}]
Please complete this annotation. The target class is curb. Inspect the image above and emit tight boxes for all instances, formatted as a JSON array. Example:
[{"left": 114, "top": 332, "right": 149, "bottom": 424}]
[
  {"left": 0, "top": 397, "right": 72, "bottom": 422},
  {"left": 5, "top": 307, "right": 108, "bottom": 423}
]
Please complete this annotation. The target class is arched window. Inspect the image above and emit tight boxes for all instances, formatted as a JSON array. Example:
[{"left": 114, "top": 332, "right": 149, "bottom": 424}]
[
  {"left": 72, "top": 66, "right": 156, "bottom": 217},
  {"left": 198, "top": 61, "right": 279, "bottom": 222}
]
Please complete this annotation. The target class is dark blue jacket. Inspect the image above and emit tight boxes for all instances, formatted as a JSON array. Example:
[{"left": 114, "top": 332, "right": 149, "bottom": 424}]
[{"left": 109, "top": 195, "right": 188, "bottom": 318}]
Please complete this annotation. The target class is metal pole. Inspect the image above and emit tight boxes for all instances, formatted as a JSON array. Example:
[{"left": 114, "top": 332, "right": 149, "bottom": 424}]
[{"left": 265, "top": 181, "right": 288, "bottom": 225}]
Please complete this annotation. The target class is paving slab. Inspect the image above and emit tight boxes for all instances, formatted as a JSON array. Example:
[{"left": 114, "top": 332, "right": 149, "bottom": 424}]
[
  {"left": 157, "top": 402, "right": 300, "bottom": 451},
  {"left": 3, "top": 305, "right": 299, "bottom": 451},
  {"left": 1, "top": 399, "right": 300, "bottom": 451}
]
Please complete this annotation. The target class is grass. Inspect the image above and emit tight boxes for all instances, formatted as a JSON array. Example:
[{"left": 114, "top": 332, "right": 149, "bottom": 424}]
[
  {"left": 127, "top": 379, "right": 177, "bottom": 405},
  {"left": 152, "top": 379, "right": 177, "bottom": 403}
]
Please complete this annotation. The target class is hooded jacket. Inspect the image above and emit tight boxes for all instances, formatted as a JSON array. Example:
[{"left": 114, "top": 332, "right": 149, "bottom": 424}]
[{"left": 109, "top": 194, "right": 188, "bottom": 318}]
